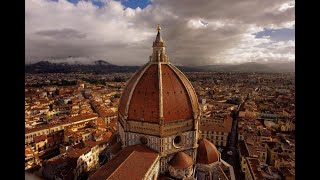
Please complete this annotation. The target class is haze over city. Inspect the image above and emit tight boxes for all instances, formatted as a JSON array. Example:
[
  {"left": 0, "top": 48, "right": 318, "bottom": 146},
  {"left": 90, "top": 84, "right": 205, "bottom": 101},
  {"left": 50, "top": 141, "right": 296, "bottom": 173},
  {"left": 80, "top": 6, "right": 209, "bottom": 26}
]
[{"left": 26, "top": 0, "right": 295, "bottom": 66}]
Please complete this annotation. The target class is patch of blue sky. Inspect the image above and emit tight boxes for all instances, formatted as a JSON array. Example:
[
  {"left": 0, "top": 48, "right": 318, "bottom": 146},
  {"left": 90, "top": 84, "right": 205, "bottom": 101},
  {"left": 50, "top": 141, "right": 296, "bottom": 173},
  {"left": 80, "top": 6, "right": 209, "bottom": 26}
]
[
  {"left": 255, "top": 28, "right": 295, "bottom": 42},
  {"left": 120, "top": 0, "right": 151, "bottom": 9}
]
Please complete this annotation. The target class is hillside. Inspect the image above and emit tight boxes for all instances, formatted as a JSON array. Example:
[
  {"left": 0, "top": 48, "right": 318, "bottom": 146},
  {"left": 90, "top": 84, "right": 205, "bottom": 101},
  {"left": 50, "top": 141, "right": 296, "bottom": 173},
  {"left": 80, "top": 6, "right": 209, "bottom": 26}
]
[{"left": 25, "top": 61, "right": 294, "bottom": 74}]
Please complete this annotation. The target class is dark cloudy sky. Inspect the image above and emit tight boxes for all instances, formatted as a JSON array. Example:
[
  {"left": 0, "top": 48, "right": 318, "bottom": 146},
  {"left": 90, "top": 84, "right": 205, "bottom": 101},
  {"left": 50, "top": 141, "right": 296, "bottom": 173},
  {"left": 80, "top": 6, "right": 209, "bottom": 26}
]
[{"left": 25, "top": 0, "right": 295, "bottom": 66}]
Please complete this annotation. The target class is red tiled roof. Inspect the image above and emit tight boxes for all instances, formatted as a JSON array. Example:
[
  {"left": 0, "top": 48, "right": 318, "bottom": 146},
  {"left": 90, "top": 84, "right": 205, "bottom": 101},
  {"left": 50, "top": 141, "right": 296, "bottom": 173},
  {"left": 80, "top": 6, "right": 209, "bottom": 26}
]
[
  {"left": 168, "top": 152, "right": 193, "bottom": 169},
  {"left": 238, "top": 140, "right": 249, "bottom": 157},
  {"left": 197, "top": 138, "right": 220, "bottom": 164},
  {"left": 98, "top": 109, "right": 117, "bottom": 118},
  {"left": 102, "top": 132, "right": 112, "bottom": 140},
  {"left": 25, "top": 113, "right": 98, "bottom": 134},
  {"left": 34, "top": 135, "right": 47, "bottom": 143},
  {"left": 85, "top": 140, "right": 100, "bottom": 148},
  {"left": 47, "top": 137, "right": 54, "bottom": 144},
  {"left": 200, "top": 115, "right": 232, "bottom": 133},
  {"left": 108, "top": 141, "right": 122, "bottom": 155},
  {"left": 89, "top": 144, "right": 159, "bottom": 180},
  {"left": 25, "top": 149, "right": 33, "bottom": 156},
  {"left": 96, "top": 117, "right": 105, "bottom": 124},
  {"left": 67, "top": 146, "right": 91, "bottom": 158}
]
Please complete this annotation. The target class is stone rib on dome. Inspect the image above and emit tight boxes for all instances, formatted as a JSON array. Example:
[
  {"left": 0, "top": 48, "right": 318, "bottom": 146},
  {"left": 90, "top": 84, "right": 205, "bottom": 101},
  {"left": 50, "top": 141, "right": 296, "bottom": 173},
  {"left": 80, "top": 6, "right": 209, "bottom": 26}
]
[{"left": 197, "top": 138, "right": 220, "bottom": 164}]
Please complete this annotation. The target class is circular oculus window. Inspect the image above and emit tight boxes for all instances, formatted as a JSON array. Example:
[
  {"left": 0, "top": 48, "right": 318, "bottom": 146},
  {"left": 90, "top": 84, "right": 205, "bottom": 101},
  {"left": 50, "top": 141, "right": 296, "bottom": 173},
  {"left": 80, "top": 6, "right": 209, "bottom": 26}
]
[
  {"left": 140, "top": 136, "right": 148, "bottom": 145},
  {"left": 173, "top": 135, "right": 184, "bottom": 148}
]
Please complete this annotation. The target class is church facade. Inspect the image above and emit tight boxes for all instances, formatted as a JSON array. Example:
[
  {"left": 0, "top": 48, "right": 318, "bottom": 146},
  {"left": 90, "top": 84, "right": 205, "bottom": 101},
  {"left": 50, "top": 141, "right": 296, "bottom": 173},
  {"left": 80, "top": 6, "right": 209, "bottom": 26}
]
[{"left": 90, "top": 26, "right": 235, "bottom": 180}]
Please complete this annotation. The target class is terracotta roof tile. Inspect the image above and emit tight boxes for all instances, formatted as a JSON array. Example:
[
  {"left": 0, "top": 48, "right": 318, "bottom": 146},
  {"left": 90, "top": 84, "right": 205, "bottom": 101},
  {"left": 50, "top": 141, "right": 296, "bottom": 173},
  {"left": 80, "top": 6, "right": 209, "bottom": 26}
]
[
  {"left": 67, "top": 146, "right": 91, "bottom": 158},
  {"left": 34, "top": 135, "right": 47, "bottom": 143},
  {"left": 197, "top": 138, "right": 220, "bottom": 164},
  {"left": 168, "top": 152, "right": 193, "bottom": 169},
  {"left": 25, "top": 113, "right": 98, "bottom": 134},
  {"left": 89, "top": 144, "right": 158, "bottom": 180},
  {"left": 108, "top": 141, "right": 122, "bottom": 155}
]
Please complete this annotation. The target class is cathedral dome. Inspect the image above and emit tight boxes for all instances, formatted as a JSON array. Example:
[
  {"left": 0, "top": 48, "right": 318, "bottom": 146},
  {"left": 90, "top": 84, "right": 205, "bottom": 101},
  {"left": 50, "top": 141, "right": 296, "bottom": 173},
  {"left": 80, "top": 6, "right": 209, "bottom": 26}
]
[
  {"left": 168, "top": 152, "right": 194, "bottom": 179},
  {"left": 118, "top": 26, "right": 199, "bottom": 124},
  {"left": 197, "top": 138, "right": 220, "bottom": 164},
  {"left": 169, "top": 152, "right": 193, "bottom": 169}
]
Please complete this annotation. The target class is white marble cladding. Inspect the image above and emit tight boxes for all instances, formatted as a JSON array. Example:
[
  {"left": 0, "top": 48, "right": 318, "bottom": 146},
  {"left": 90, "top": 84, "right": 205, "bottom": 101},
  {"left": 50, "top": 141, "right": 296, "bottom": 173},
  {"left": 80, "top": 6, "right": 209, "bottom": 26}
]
[
  {"left": 159, "top": 148, "right": 196, "bottom": 173},
  {"left": 126, "top": 132, "right": 160, "bottom": 152},
  {"left": 121, "top": 129, "right": 197, "bottom": 174},
  {"left": 146, "top": 159, "right": 160, "bottom": 180},
  {"left": 118, "top": 123, "right": 125, "bottom": 146},
  {"left": 123, "top": 130, "right": 196, "bottom": 153},
  {"left": 160, "top": 131, "right": 196, "bottom": 154},
  {"left": 169, "top": 164, "right": 193, "bottom": 179}
]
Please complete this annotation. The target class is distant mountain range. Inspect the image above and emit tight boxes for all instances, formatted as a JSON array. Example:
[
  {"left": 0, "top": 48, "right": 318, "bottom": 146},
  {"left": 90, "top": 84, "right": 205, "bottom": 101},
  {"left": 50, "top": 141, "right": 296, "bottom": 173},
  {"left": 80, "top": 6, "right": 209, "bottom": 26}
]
[
  {"left": 25, "top": 60, "right": 139, "bottom": 74},
  {"left": 193, "top": 62, "right": 295, "bottom": 73},
  {"left": 25, "top": 60, "right": 294, "bottom": 74}
]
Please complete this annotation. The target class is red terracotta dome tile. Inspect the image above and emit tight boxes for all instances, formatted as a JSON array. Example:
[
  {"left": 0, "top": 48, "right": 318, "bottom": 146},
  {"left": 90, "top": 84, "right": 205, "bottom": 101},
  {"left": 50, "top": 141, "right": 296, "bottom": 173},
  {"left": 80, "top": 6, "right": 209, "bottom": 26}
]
[
  {"left": 128, "top": 64, "right": 160, "bottom": 122},
  {"left": 197, "top": 138, "right": 220, "bottom": 164},
  {"left": 118, "top": 63, "right": 199, "bottom": 123},
  {"left": 118, "top": 64, "right": 147, "bottom": 116},
  {"left": 161, "top": 64, "right": 193, "bottom": 121},
  {"left": 169, "top": 152, "right": 193, "bottom": 169}
]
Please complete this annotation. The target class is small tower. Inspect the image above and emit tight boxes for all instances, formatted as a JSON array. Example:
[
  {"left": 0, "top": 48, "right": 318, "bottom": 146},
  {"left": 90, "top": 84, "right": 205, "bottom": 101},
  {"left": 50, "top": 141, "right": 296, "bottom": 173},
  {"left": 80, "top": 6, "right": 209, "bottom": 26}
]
[{"left": 151, "top": 24, "right": 169, "bottom": 62}]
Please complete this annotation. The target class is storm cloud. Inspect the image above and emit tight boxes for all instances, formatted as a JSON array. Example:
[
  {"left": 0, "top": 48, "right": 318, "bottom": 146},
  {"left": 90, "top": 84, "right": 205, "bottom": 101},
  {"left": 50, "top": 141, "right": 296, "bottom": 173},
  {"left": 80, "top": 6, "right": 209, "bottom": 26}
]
[{"left": 25, "top": 0, "right": 295, "bottom": 66}]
